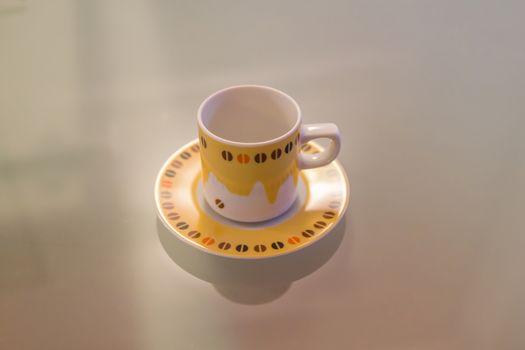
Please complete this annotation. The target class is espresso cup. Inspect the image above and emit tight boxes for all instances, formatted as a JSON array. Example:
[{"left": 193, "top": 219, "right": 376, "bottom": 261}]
[{"left": 198, "top": 85, "right": 341, "bottom": 222}]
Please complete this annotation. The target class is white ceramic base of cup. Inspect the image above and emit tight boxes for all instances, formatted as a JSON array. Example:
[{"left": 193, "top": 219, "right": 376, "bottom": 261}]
[
  {"left": 199, "top": 176, "right": 307, "bottom": 226},
  {"left": 202, "top": 172, "right": 299, "bottom": 223}
]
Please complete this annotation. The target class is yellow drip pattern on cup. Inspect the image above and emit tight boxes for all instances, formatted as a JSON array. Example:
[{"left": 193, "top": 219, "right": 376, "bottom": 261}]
[{"left": 198, "top": 129, "right": 300, "bottom": 203}]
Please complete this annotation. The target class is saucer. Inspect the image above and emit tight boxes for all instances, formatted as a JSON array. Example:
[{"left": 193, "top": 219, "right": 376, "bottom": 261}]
[{"left": 155, "top": 139, "right": 350, "bottom": 259}]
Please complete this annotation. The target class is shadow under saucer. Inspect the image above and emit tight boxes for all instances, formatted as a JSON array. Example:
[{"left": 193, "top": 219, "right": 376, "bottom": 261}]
[{"left": 156, "top": 216, "right": 346, "bottom": 305}]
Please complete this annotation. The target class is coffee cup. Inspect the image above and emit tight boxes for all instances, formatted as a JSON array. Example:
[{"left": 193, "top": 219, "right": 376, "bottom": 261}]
[{"left": 198, "top": 85, "right": 341, "bottom": 222}]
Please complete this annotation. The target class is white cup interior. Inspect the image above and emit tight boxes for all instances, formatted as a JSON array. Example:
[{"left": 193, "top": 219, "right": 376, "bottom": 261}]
[{"left": 199, "top": 86, "right": 300, "bottom": 143}]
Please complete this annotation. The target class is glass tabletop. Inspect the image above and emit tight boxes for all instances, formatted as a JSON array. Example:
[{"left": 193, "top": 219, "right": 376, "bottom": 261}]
[{"left": 1, "top": 1, "right": 524, "bottom": 349}]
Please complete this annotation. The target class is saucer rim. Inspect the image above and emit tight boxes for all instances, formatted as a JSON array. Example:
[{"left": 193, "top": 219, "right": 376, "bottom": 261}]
[{"left": 155, "top": 139, "right": 350, "bottom": 260}]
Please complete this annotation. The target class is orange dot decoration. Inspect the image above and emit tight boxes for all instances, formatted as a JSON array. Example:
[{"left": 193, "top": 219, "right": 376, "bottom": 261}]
[
  {"left": 161, "top": 180, "right": 173, "bottom": 188},
  {"left": 237, "top": 153, "right": 250, "bottom": 163},
  {"left": 288, "top": 236, "right": 301, "bottom": 244}
]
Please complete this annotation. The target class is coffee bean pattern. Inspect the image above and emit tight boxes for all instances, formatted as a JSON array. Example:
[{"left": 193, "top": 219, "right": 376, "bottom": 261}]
[
  {"left": 202, "top": 237, "right": 215, "bottom": 245},
  {"left": 271, "top": 241, "right": 285, "bottom": 250},
  {"left": 236, "top": 244, "right": 249, "bottom": 253},
  {"left": 323, "top": 211, "right": 336, "bottom": 219},
  {"left": 164, "top": 206, "right": 338, "bottom": 253},
  {"left": 161, "top": 180, "right": 173, "bottom": 188},
  {"left": 237, "top": 154, "right": 250, "bottom": 163},
  {"left": 254, "top": 153, "right": 267, "bottom": 163},
  {"left": 216, "top": 147, "right": 298, "bottom": 163},
  {"left": 271, "top": 148, "right": 282, "bottom": 160},
  {"left": 171, "top": 160, "right": 183, "bottom": 168},
  {"left": 162, "top": 207, "right": 338, "bottom": 255},
  {"left": 218, "top": 242, "right": 231, "bottom": 250},
  {"left": 162, "top": 202, "right": 174, "bottom": 209},
  {"left": 188, "top": 230, "right": 201, "bottom": 238},
  {"left": 221, "top": 150, "right": 233, "bottom": 161},
  {"left": 287, "top": 236, "right": 301, "bottom": 244},
  {"left": 204, "top": 133, "right": 299, "bottom": 164},
  {"left": 158, "top": 139, "right": 345, "bottom": 257},
  {"left": 160, "top": 191, "right": 172, "bottom": 199},
  {"left": 176, "top": 222, "right": 189, "bottom": 230},
  {"left": 167, "top": 212, "right": 180, "bottom": 220},
  {"left": 314, "top": 221, "right": 327, "bottom": 229},
  {"left": 302, "top": 229, "right": 315, "bottom": 238},
  {"left": 254, "top": 244, "right": 267, "bottom": 252}
]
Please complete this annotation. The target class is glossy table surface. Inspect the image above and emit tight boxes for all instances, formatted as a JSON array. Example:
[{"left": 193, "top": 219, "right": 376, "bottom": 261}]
[{"left": 1, "top": 1, "right": 524, "bottom": 349}]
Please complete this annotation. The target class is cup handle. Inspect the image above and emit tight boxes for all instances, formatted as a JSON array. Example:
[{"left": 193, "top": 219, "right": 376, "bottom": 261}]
[{"left": 298, "top": 123, "right": 341, "bottom": 169}]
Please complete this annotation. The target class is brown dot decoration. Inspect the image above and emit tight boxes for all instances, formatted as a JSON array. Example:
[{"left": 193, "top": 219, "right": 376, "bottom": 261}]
[
  {"left": 221, "top": 150, "right": 233, "bottom": 161},
  {"left": 167, "top": 212, "right": 180, "bottom": 220},
  {"left": 295, "top": 133, "right": 300, "bottom": 145},
  {"left": 323, "top": 211, "right": 336, "bottom": 219},
  {"left": 236, "top": 244, "right": 249, "bottom": 253},
  {"left": 165, "top": 169, "right": 176, "bottom": 177},
  {"left": 287, "top": 236, "right": 301, "bottom": 244},
  {"left": 237, "top": 154, "right": 250, "bottom": 164},
  {"left": 188, "top": 230, "right": 201, "bottom": 238},
  {"left": 218, "top": 242, "right": 231, "bottom": 250},
  {"left": 162, "top": 202, "right": 174, "bottom": 209},
  {"left": 181, "top": 151, "right": 191, "bottom": 160},
  {"left": 254, "top": 244, "right": 267, "bottom": 252},
  {"left": 284, "top": 141, "right": 293, "bottom": 153},
  {"left": 314, "top": 221, "right": 327, "bottom": 229},
  {"left": 254, "top": 153, "right": 267, "bottom": 163},
  {"left": 271, "top": 148, "right": 282, "bottom": 160},
  {"left": 302, "top": 229, "right": 315, "bottom": 238},
  {"left": 302, "top": 144, "right": 312, "bottom": 152},
  {"left": 176, "top": 222, "right": 189, "bottom": 230},
  {"left": 271, "top": 241, "right": 285, "bottom": 250},
  {"left": 160, "top": 191, "right": 172, "bottom": 199},
  {"left": 202, "top": 237, "right": 215, "bottom": 246},
  {"left": 191, "top": 145, "right": 200, "bottom": 153},
  {"left": 171, "top": 160, "right": 183, "bottom": 168},
  {"left": 200, "top": 136, "right": 207, "bottom": 148},
  {"left": 215, "top": 199, "right": 225, "bottom": 209}
]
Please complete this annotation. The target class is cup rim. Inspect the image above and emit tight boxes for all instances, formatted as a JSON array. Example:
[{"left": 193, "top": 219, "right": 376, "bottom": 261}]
[{"left": 197, "top": 84, "right": 302, "bottom": 147}]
